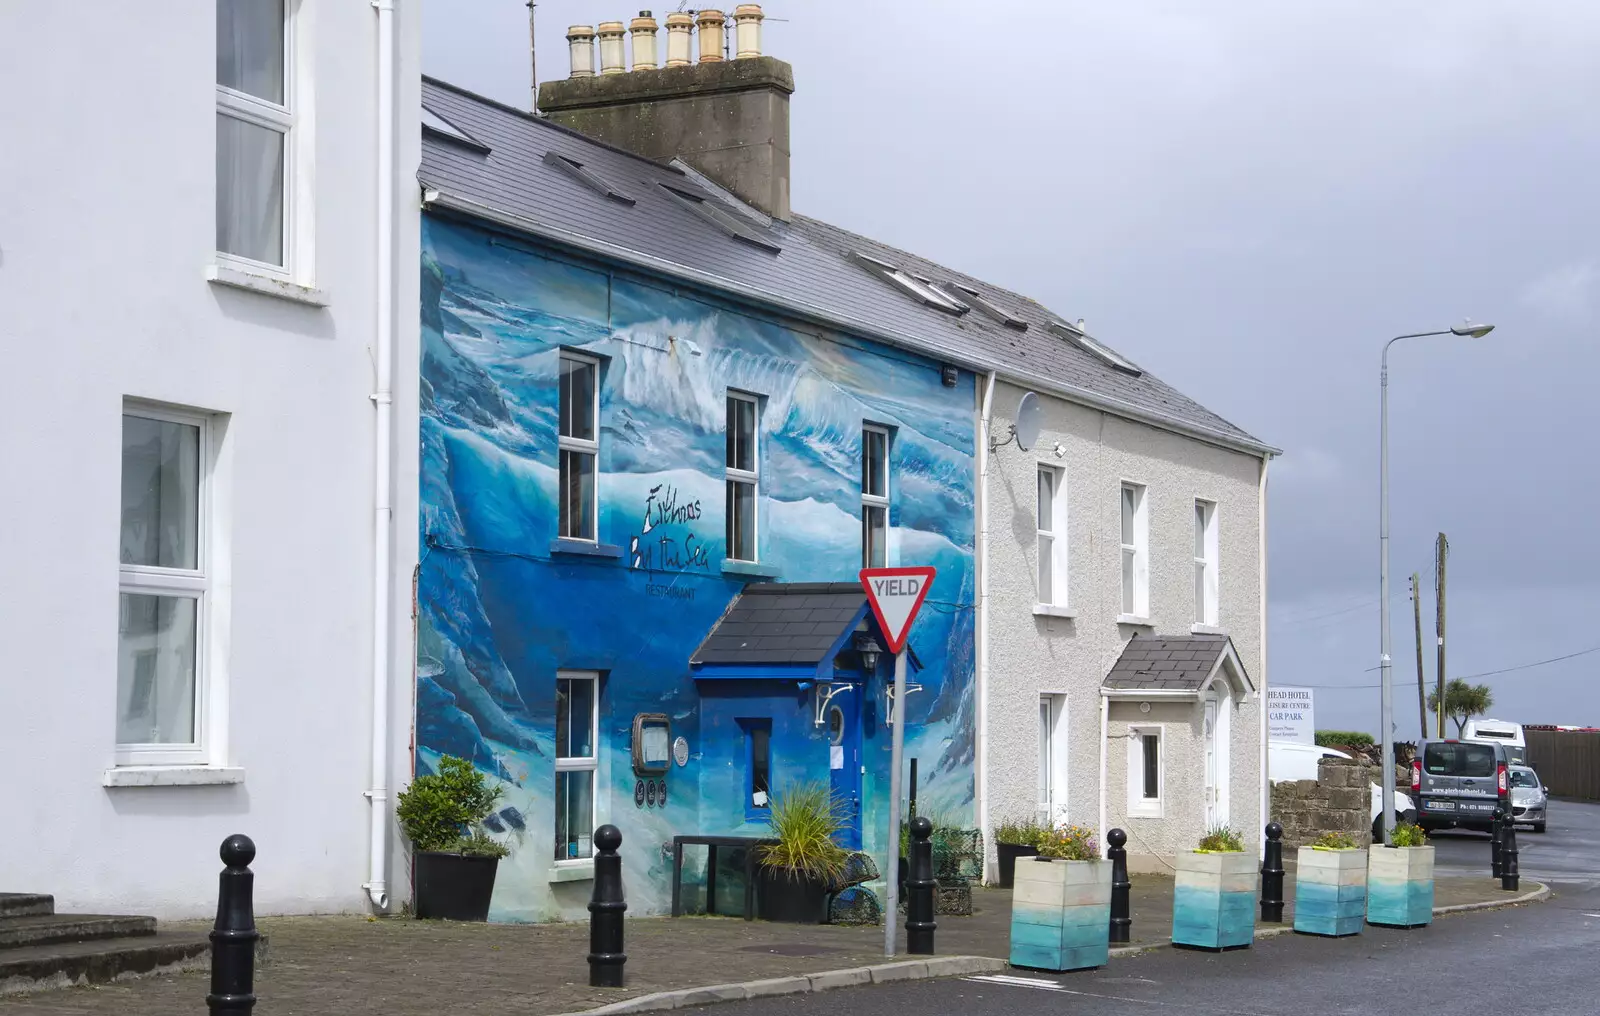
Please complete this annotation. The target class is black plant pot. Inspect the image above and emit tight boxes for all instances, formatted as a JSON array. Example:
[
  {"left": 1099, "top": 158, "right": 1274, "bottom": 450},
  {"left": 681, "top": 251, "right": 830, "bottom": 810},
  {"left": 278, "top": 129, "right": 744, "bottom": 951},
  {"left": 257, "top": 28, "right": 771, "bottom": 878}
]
[
  {"left": 414, "top": 852, "right": 500, "bottom": 921},
  {"left": 756, "top": 868, "right": 831, "bottom": 924},
  {"left": 996, "top": 842, "right": 1039, "bottom": 889}
]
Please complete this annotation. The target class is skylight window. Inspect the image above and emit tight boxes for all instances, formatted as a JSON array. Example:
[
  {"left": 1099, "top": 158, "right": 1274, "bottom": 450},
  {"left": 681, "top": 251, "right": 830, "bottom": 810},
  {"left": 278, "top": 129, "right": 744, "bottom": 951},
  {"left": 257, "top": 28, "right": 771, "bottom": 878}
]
[
  {"left": 544, "top": 151, "right": 635, "bottom": 206},
  {"left": 421, "top": 105, "right": 490, "bottom": 154},
  {"left": 948, "top": 282, "right": 1028, "bottom": 330},
  {"left": 1050, "top": 320, "right": 1142, "bottom": 376},
  {"left": 660, "top": 183, "right": 782, "bottom": 254},
  {"left": 851, "top": 254, "right": 968, "bottom": 316}
]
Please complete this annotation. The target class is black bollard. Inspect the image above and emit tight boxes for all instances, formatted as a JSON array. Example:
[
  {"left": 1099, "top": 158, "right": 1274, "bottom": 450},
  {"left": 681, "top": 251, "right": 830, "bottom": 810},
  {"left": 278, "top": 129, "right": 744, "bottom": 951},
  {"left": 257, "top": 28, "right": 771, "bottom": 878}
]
[
  {"left": 588, "top": 825, "right": 627, "bottom": 987},
  {"left": 1490, "top": 804, "right": 1504, "bottom": 878},
  {"left": 1259, "top": 823, "right": 1285, "bottom": 923},
  {"left": 1501, "top": 812, "right": 1520, "bottom": 891},
  {"left": 1107, "top": 828, "right": 1131, "bottom": 944},
  {"left": 906, "top": 816, "right": 937, "bottom": 955},
  {"left": 207, "top": 834, "right": 258, "bottom": 1016}
]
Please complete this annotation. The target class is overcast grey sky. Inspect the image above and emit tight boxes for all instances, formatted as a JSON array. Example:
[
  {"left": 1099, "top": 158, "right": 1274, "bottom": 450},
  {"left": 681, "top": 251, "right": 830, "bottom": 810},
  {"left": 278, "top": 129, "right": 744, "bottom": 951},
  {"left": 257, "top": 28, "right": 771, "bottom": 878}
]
[{"left": 423, "top": 1, "right": 1600, "bottom": 737}]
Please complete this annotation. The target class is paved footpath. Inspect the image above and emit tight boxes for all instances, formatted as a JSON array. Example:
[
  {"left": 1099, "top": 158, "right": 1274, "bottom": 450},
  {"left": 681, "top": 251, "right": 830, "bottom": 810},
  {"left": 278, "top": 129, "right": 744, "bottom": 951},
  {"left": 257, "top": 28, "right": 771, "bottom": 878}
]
[{"left": 0, "top": 874, "right": 1542, "bottom": 1016}]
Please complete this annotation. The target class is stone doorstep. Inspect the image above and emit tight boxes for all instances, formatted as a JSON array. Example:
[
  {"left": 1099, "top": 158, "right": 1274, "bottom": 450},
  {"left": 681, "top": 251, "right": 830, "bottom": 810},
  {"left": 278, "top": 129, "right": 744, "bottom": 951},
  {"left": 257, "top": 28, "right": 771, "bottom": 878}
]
[
  {"left": 0, "top": 932, "right": 212, "bottom": 998},
  {"left": 0, "top": 915, "right": 158, "bottom": 951}
]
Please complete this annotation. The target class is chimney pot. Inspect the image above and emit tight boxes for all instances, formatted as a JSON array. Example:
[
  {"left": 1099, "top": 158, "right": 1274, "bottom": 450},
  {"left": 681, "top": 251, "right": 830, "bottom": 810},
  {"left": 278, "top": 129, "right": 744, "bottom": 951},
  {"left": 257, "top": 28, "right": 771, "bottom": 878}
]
[
  {"left": 695, "top": 9, "right": 727, "bottom": 63},
  {"left": 629, "top": 13, "right": 659, "bottom": 70},
  {"left": 597, "top": 21, "right": 627, "bottom": 75},
  {"left": 566, "top": 25, "right": 596, "bottom": 78},
  {"left": 664, "top": 12, "right": 694, "bottom": 68},
  {"left": 733, "top": 5, "right": 764, "bottom": 59}
]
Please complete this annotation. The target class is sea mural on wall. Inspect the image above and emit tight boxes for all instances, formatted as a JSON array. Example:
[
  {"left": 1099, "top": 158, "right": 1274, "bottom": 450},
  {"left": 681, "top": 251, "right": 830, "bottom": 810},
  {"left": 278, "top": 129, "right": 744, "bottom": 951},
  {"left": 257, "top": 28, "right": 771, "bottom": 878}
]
[{"left": 417, "top": 213, "right": 976, "bottom": 921}]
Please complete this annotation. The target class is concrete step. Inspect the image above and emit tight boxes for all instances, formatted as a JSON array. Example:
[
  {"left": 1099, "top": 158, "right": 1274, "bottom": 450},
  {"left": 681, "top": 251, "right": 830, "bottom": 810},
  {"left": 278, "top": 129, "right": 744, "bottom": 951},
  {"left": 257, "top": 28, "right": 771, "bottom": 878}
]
[
  {"left": 0, "top": 895, "right": 54, "bottom": 919},
  {"left": 0, "top": 931, "right": 211, "bottom": 996},
  {"left": 0, "top": 914, "right": 157, "bottom": 950}
]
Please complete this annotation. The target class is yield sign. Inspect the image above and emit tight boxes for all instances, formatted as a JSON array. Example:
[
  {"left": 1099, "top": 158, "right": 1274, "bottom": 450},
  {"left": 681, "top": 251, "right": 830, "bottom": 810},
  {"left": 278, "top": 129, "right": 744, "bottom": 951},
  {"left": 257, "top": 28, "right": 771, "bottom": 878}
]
[{"left": 859, "top": 567, "right": 936, "bottom": 655}]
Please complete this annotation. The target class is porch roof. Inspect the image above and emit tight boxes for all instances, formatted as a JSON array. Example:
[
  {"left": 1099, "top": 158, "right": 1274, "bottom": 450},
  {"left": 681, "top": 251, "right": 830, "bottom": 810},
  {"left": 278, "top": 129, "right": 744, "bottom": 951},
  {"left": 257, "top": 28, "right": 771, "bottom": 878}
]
[
  {"left": 690, "top": 582, "right": 872, "bottom": 667},
  {"left": 1103, "top": 633, "right": 1254, "bottom": 697}
]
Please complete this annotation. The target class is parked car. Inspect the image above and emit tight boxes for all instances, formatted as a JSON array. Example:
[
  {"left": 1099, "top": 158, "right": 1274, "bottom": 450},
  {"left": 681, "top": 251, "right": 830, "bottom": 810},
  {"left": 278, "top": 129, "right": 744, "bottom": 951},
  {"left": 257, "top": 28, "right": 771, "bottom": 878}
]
[
  {"left": 1463, "top": 717, "right": 1528, "bottom": 765},
  {"left": 1268, "top": 740, "right": 1416, "bottom": 840},
  {"left": 1508, "top": 764, "right": 1548, "bottom": 833},
  {"left": 1413, "top": 738, "right": 1509, "bottom": 833}
]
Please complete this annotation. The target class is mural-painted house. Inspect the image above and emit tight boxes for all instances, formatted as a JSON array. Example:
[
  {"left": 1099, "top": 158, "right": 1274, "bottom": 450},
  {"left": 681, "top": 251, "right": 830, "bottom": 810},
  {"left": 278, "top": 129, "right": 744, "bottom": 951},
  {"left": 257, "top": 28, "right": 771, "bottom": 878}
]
[{"left": 413, "top": 23, "right": 1272, "bottom": 920}]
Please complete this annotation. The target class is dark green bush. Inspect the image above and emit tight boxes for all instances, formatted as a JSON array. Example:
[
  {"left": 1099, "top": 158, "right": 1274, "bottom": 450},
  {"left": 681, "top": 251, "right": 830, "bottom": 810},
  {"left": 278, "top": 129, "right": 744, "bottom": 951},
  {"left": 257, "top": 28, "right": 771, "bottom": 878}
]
[
  {"left": 396, "top": 755, "right": 509, "bottom": 856},
  {"left": 1315, "top": 730, "right": 1375, "bottom": 748}
]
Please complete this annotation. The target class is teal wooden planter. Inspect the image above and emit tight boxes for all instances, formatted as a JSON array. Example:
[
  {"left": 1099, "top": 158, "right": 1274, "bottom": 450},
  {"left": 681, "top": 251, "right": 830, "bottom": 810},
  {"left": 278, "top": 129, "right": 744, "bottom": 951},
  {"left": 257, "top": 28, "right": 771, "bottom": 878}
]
[
  {"left": 1366, "top": 844, "right": 1434, "bottom": 928},
  {"left": 1172, "top": 851, "right": 1255, "bottom": 949},
  {"left": 1008, "top": 857, "right": 1112, "bottom": 971},
  {"left": 1293, "top": 846, "right": 1366, "bottom": 937}
]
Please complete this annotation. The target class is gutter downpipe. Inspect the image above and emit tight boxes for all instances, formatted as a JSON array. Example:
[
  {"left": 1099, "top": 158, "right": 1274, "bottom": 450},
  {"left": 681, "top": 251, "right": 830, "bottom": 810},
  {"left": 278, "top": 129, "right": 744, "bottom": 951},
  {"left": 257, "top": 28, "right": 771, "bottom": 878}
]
[
  {"left": 1098, "top": 689, "right": 1109, "bottom": 849},
  {"left": 364, "top": 0, "right": 397, "bottom": 912},
  {"left": 1257, "top": 454, "right": 1271, "bottom": 854},
  {"left": 976, "top": 371, "right": 996, "bottom": 881}
]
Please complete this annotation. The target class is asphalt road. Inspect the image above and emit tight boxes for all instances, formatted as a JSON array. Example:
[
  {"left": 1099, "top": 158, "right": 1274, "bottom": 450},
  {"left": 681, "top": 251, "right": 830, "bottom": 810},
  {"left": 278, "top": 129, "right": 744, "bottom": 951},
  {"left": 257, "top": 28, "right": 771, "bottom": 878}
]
[{"left": 697, "top": 800, "right": 1600, "bottom": 1016}]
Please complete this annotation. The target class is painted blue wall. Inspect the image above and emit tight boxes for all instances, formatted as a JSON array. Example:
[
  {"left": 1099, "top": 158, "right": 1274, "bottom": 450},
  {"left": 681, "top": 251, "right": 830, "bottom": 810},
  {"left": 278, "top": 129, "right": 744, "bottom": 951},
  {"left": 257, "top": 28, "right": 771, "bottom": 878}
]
[{"left": 417, "top": 213, "right": 976, "bottom": 921}]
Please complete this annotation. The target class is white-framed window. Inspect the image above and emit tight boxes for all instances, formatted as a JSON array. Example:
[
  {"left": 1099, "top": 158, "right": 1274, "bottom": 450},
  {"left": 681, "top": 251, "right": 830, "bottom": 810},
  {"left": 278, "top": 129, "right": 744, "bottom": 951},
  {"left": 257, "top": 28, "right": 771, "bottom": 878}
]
[
  {"left": 118, "top": 406, "right": 213, "bottom": 765},
  {"left": 558, "top": 351, "right": 600, "bottom": 542},
  {"left": 1037, "top": 466, "right": 1067, "bottom": 606},
  {"left": 1127, "top": 724, "right": 1163, "bottom": 818},
  {"left": 1194, "top": 499, "right": 1219, "bottom": 626},
  {"left": 1037, "top": 694, "right": 1068, "bottom": 826},
  {"left": 1120, "top": 482, "right": 1149, "bottom": 618},
  {"left": 725, "top": 392, "right": 760, "bottom": 562},
  {"left": 555, "top": 671, "right": 599, "bottom": 864},
  {"left": 861, "top": 425, "right": 890, "bottom": 568},
  {"left": 216, "top": 0, "right": 296, "bottom": 274}
]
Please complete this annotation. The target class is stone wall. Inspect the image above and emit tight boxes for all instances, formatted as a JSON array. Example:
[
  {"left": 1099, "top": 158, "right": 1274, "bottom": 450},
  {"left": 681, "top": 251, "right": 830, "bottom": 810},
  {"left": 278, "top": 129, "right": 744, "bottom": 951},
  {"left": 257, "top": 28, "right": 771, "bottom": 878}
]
[{"left": 1270, "top": 757, "right": 1372, "bottom": 849}]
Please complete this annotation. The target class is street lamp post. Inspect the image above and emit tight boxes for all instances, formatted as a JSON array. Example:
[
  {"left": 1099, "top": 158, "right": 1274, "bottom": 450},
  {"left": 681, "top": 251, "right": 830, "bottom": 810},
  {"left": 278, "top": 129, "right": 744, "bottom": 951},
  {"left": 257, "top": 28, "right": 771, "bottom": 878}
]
[{"left": 1379, "top": 323, "right": 1494, "bottom": 844}]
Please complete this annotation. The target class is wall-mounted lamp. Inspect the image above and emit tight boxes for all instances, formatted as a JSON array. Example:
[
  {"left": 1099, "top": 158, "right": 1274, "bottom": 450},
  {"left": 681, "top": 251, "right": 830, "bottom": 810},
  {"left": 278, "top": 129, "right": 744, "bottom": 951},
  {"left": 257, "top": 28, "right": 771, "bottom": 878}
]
[
  {"left": 852, "top": 631, "right": 883, "bottom": 673},
  {"left": 1052, "top": 441, "right": 1067, "bottom": 459}
]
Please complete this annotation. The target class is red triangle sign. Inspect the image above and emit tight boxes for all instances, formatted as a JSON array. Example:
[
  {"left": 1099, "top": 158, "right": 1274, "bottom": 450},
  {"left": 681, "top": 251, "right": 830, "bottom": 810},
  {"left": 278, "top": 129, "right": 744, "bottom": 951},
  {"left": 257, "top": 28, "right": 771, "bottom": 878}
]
[{"left": 859, "top": 567, "right": 936, "bottom": 656}]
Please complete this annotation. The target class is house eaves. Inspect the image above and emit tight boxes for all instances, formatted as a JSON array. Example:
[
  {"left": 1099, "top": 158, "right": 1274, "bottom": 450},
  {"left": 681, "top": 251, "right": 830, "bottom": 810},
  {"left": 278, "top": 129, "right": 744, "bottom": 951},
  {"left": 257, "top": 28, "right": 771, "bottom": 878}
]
[{"left": 419, "top": 185, "right": 1280, "bottom": 460}]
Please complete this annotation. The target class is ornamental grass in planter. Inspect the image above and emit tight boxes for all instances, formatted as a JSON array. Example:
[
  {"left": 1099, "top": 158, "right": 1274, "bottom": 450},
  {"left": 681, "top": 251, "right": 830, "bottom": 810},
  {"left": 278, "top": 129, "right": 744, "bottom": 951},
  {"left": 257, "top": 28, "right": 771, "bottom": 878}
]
[
  {"left": 1172, "top": 826, "right": 1254, "bottom": 950},
  {"left": 397, "top": 755, "right": 512, "bottom": 921},
  {"left": 1009, "top": 824, "right": 1111, "bottom": 972},
  {"left": 1367, "top": 821, "right": 1434, "bottom": 928},
  {"left": 994, "top": 817, "right": 1046, "bottom": 889},
  {"left": 1294, "top": 831, "right": 1366, "bottom": 937},
  {"left": 755, "top": 782, "right": 848, "bottom": 925}
]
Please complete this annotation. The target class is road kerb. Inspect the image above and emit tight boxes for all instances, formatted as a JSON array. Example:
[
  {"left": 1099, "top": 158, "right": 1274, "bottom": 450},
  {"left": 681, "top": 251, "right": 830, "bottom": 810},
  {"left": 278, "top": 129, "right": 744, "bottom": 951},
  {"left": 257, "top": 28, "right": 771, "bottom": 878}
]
[{"left": 1432, "top": 881, "right": 1549, "bottom": 914}]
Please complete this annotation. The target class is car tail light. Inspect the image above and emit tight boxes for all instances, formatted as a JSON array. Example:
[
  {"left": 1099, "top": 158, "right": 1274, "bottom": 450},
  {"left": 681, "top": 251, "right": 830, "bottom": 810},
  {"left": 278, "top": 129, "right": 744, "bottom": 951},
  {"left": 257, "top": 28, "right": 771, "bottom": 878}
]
[
  {"left": 1411, "top": 759, "right": 1421, "bottom": 792},
  {"left": 1497, "top": 763, "right": 1508, "bottom": 795}
]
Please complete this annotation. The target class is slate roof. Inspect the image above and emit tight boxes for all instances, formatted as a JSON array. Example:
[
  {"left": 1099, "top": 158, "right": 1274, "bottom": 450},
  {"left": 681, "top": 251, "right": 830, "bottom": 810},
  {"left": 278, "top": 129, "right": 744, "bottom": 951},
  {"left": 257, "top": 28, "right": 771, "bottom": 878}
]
[
  {"left": 1103, "top": 634, "right": 1234, "bottom": 692},
  {"left": 418, "top": 78, "right": 1277, "bottom": 457},
  {"left": 691, "top": 583, "right": 867, "bottom": 666}
]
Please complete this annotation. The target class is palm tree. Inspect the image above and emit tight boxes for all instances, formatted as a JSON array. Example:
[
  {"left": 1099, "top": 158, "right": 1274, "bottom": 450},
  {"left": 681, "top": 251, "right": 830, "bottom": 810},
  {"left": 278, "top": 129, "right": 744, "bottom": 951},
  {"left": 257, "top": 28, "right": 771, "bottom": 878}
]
[{"left": 1426, "top": 678, "right": 1494, "bottom": 737}]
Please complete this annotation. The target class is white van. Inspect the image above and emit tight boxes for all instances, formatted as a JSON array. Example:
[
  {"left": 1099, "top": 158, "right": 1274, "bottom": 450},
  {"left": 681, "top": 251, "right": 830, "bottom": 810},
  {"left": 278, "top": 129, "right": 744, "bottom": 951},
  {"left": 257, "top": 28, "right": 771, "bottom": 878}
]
[
  {"left": 1268, "top": 740, "right": 1417, "bottom": 840},
  {"left": 1463, "top": 718, "right": 1527, "bottom": 765}
]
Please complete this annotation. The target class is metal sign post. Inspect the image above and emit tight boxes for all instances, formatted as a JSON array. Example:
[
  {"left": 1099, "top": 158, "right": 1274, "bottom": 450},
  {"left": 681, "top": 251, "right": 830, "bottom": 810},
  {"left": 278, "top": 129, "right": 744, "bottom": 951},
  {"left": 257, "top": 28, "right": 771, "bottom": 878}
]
[{"left": 859, "top": 566, "right": 935, "bottom": 959}]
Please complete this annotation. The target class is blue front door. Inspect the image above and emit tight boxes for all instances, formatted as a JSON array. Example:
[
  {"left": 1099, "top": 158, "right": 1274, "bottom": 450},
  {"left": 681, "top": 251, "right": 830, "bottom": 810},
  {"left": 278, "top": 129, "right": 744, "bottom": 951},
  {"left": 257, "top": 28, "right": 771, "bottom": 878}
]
[{"left": 828, "top": 679, "right": 865, "bottom": 849}]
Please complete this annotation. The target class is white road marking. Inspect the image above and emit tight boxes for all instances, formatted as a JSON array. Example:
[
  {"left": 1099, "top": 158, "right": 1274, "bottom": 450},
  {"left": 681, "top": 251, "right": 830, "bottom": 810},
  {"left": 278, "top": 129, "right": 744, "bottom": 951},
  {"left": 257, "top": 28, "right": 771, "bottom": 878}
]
[{"left": 963, "top": 976, "right": 1281, "bottom": 1014}]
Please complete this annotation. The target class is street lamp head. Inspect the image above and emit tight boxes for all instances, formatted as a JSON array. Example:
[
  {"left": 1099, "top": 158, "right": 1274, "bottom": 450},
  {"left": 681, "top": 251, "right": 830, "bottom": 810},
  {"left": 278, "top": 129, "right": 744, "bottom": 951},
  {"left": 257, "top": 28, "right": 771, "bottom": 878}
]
[{"left": 1450, "top": 322, "right": 1495, "bottom": 338}]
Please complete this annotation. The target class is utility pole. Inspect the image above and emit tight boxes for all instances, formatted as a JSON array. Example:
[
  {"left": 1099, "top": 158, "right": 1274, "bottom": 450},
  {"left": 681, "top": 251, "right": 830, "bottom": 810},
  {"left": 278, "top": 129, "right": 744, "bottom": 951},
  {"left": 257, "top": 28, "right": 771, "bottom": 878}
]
[
  {"left": 1435, "top": 533, "right": 1449, "bottom": 738},
  {"left": 1412, "top": 573, "right": 1427, "bottom": 736},
  {"left": 527, "top": 1, "right": 538, "bottom": 112}
]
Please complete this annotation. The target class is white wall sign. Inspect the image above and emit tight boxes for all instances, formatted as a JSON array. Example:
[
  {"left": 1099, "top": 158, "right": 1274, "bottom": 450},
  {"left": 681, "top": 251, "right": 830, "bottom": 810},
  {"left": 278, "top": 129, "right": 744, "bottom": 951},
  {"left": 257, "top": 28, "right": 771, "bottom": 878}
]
[{"left": 1267, "top": 686, "right": 1314, "bottom": 744}]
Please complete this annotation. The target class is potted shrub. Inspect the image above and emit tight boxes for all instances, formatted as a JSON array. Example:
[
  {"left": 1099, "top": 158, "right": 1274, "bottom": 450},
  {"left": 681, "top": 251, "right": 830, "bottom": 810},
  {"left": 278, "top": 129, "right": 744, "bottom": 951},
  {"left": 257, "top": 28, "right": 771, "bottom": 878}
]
[
  {"left": 1172, "top": 826, "right": 1254, "bottom": 949},
  {"left": 994, "top": 817, "right": 1044, "bottom": 889},
  {"left": 1294, "top": 831, "right": 1366, "bottom": 937},
  {"left": 1008, "top": 824, "right": 1110, "bottom": 972},
  {"left": 1367, "top": 821, "right": 1434, "bottom": 928},
  {"left": 756, "top": 782, "right": 848, "bottom": 924},
  {"left": 397, "top": 755, "right": 511, "bottom": 921}
]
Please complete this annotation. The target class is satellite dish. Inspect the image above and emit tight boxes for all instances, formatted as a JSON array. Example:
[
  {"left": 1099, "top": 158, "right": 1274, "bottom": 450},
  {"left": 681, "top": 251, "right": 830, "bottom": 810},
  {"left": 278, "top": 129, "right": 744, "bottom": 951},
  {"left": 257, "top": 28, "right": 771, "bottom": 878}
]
[{"left": 1014, "top": 392, "right": 1042, "bottom": 452}]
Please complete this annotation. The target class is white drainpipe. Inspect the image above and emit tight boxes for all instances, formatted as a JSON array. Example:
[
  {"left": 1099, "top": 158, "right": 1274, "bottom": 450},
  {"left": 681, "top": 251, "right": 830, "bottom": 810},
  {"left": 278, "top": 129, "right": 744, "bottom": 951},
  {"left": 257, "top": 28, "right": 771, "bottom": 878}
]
[
  {"left": 1257, "top": 454, "right": 1271, "bottom": 852},
  {"left": 975, "top": 371, "right": 996, "bottom": 880},
  {"left": 1099, "top": 691, "right": 1109, "bottom": 847},
  {"left": 364, "top": 0, "right": 397, "bottom": 912}
]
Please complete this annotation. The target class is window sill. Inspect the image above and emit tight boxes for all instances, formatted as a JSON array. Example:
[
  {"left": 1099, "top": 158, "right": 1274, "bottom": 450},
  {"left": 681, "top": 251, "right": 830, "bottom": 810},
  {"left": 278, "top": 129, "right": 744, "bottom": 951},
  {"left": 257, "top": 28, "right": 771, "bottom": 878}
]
[
  {"left": 722, "top": 560, "right": 781, "bottom": 579},
  {"left": 1190, "top": 623, "right": 1226, "bottom": 635},
  {"left": 1117, "top": 614, "right": 1153, "bottom": 626},
  {"left": 206, "top": 263, "right": 329, "bottom": 307},
  {"left": 103, "top": 765, "right": 246, "bottom": 788},
  {"left": 1033, "top": 603, "right": 1078, "bottom": 619},
  {"left": 549, "top": 539, "right": 623, "bottom": 560},
  {"left": 1126, "top": 807, "right": 1164, "bottom": 820},
  {"left": 549, "top": 863, "right": 595, "bottom": 883}
]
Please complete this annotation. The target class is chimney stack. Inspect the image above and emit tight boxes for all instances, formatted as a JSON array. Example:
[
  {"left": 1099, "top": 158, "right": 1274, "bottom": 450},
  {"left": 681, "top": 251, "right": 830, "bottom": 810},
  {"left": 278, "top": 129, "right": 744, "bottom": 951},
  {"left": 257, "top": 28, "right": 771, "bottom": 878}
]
[
  {"left": 566, "top": 25, "right": 596, "bottom": 78},
  {"left": 541, "top": 5, "right": 792, "bottom": 220},
  {"left": 630, "top": 12, "right": 659, "bottom": 71}
]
